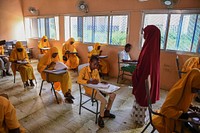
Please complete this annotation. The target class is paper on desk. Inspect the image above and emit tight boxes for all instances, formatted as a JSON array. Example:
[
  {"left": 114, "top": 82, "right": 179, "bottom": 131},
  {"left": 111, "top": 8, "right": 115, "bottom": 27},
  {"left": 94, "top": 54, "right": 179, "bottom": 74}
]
[
  {"left": 44, "top": 69, "right": 67, "bottom": 74},
  {"left": 54, "top": 61, "right": 68, "bottom": 70},
  {"left": 17, "top": 60, "right": 28, "bottom": 64},
  {"left": 86, "top": 83, "right": 120, "bottom": 93},
  {"left": 98, "top": 84, "right": 120, "bottom": 93}
]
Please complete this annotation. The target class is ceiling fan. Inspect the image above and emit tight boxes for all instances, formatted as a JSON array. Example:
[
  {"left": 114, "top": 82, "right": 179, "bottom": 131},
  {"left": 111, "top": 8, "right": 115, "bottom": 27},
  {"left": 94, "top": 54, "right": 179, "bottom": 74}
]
[
  {"left": 76, "top": 0, "right": 89, "bottom": 13},
  {"left": 28, "top": 7, "right": 39, "bottom": 15},
  {"left": 161, "top": 0, "right": 180, "bottom": 8}
]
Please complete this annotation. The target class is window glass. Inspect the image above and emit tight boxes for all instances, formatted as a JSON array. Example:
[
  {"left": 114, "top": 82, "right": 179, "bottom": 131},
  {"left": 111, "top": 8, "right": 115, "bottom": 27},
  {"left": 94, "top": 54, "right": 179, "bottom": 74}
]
[
  {"left": 166, "top": 14, "right": 181, "bottom": 50},
  {"left": 64, "top": 14, "right": 129, "bottom": 45},
  {"left": 94, "top": 16, "right": 108, "bottom": 43},
  {"left": 71, "top": 17, "right": 78, "bottom": 41},
  {"left": 143, "top": 14, "right": 168, "bottom": 49},
  {"left": 109, "top": 15, "right": 128, "bottom": 45},
  {"left": 83, "top": 16, "right": 93, "bottom": 42}
]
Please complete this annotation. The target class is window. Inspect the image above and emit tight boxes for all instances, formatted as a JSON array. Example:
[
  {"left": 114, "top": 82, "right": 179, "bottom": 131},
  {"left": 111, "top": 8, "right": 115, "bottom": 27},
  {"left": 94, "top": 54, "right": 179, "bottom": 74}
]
[
  {"left": 25, "top": 16, "right": 59, "bottom": 40},
  {"left": 64, "top": 14, "right": 128, "bottom": 46},
  {"left": 142, "top": 11, "right": 200, "bottom": 53}
]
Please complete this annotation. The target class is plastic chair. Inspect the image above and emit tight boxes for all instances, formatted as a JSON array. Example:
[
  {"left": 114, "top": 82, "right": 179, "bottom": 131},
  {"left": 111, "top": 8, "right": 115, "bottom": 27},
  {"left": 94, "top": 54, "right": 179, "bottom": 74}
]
[
  {"left": 176, "top": 55, "right": 187, "bottom": 79},
  {"left": 77, "top": 63, "right": 100, "bottom": 124}
]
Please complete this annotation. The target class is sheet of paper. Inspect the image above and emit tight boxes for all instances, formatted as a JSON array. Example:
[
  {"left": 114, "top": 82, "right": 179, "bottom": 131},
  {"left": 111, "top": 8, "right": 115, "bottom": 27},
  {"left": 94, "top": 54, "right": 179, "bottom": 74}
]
[
  {"left": 98, "top": 84, "right": 120, "bottom": 93},
  {"left": 17, "top": 60, "right": 28, "bottom": 64},
  {"left": 54, "top": 61, "right": 68, "bottom": 70},
  {"left": 44, "top": 69, "right": 67, "bottom": 74}
]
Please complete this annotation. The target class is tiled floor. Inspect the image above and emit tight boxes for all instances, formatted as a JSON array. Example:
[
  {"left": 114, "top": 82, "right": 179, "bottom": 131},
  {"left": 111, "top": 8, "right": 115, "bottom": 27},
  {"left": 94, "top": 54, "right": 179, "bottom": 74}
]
[{"left": 0, "top": 59, "right": 199, "bottom": 133}]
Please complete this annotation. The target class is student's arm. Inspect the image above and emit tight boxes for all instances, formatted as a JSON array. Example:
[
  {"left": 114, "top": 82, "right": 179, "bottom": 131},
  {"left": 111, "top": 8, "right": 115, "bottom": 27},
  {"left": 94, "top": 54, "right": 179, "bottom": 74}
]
[
  {"left": 77, "top": 67, "right": 88, "bottom": 84},
  {"left": 2, "top": 97, "right": 21, "bottom": 132}
]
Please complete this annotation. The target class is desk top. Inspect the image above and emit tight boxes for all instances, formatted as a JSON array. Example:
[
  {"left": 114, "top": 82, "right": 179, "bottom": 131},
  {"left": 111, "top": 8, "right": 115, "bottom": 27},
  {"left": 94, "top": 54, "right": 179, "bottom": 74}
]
[
  {"left": 84, "top": 83, "right": 120, "bottom": 93},
  {"left": 98, "top": 55, "right": 108, "bottom": 59},
  {"left": 0, "top": 55, "right": 7, "bottom": 58},
  {"left": 43, "top": 69, "right": 67, "bottom": 75},
  {"left": 41, "top": 47, "right": 50, "bottom": 50},
  {"left": 16, "top": 60, "right": 28, "bottom": 64}
]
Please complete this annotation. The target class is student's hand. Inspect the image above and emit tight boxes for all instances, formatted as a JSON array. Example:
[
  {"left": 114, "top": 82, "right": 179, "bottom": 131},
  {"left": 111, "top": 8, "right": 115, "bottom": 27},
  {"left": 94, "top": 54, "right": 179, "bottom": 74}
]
[
  {"left": 47, "top": 62, "right": 56, "bottom": 70},
  {"left": 101, "top": 81, "right": 108, "bottom": 84},
  {"left": 87, "top": 79, "right": 99, "bottom": 84}
]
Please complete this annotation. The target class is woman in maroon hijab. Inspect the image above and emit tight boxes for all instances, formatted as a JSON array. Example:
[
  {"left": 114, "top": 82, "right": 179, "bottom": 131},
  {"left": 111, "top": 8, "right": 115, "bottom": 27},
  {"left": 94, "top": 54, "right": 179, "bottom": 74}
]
[{"left": 132, "top": 25, "right": 160, "bottom": 125}]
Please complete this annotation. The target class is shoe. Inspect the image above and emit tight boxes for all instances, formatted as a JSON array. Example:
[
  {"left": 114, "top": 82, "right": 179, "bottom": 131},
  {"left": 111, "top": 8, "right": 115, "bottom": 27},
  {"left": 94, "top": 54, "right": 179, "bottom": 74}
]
[
  {"left": 6, "top": 71, "right": 12, "bottom": 76},
  {"left": 65, "top": 97, "right": 74, "bottom": 104},
  {"left": 104, "top": 110, "right": 115, "bottom": 118},
  {"left": 30, "top": 80, "right": 35, "bottom": 86},
  {"left": 64, "top": 92, "right": 75, "bottom": 99},
  {"left": 25, "top": 81, "right": 29, "bottom": 86},
  {"left": 98, "top": 116, "right": 104, "bottom": 128},
  {"left": 195, "top": 96, "right": 200, "bottom": 103},
  {"left": 3, "top": 70, "right": 6, "bottom": 76}
]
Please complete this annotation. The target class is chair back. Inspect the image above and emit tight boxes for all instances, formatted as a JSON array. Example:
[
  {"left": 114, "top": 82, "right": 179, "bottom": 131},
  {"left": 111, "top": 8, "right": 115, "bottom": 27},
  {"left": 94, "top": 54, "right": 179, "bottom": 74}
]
[
  {"left": 88, "top": 46, "right": 93, "bottom": 52},
  {"left": 176, "top": 55, "right": 182, "bottom": 79},
  {"left": 145, "top": 75, "right": 163, "bottom": 128},
  {"left": 78, "top": 63, "right": 89, "bottom": 74}
]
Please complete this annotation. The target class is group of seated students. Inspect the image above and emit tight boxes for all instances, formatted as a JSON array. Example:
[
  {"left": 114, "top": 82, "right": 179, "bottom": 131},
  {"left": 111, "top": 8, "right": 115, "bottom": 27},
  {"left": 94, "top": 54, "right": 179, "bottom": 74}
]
[{"left": 1, "top": 29, "right": 200, "bottom": 131}]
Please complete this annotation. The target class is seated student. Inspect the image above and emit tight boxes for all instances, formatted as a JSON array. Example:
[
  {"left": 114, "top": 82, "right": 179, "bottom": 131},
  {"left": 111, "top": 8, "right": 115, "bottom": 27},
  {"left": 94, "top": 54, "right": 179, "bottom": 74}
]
[
  {"left": 77, "top": 56, "right": 116, "bottom": 128},
  {"left": 0, "top": 45, "right": 12, "bottom": 76},
  {"left": 88, "top": 43, "right": 109, "bottom": 75},
  {"left": 38, "top": 36, "right": 50, "bottom": 54},
  {"left": 119, "top": 43, "right": 137, "bottom": 73},
  {"left": 9, "top": 41, "right": 35, "bottom": 87},
  {"left": 0, "top": 95, "right": 25, "bottom": 133},
  {"left": 181, "top": 57, "right": 200, "bottom": 102},
  {"left": 37, "top": 47, "right": 74, "bottom": 103},
  {"left": 62, "top": 38, "right": 79, "bottom": 70},
  {"left": 152, "top": 68, "right": 200, "bottom": 133}
]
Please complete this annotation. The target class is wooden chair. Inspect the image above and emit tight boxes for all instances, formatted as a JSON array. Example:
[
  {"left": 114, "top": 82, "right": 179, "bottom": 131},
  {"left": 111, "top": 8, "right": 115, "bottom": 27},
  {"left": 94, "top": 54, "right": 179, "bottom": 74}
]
[
  {"left": 117, "top": 52, "right": 137, "bottom": 83},
  {"left": 78, "top": 63, "right": 100, "bottom": 124},
  {"left": 176, "top": 55, "right": 187, "bottom": 79}
]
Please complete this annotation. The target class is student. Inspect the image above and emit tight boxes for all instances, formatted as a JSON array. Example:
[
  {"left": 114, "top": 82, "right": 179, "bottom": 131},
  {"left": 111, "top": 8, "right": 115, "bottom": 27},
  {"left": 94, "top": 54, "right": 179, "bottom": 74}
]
[
  {"left": 0, "top": 45, "right": 12, "bottom": 76},
  {"left": 132, "top": 25, "right": 160, "bottom": 125},
  {"left": 181, "top": 56, "right": 200, "bottom": 102},
  {"left": 9, "top": 41, "right": 35, "bottom": 87},
  {"left": 38, "top": 36, "right": 50, "bottom": 54},
  {"left": 0, "top": 95, "right": 25, "bottom": 133},
  {"left": 77, "top": 56, "right": 116, "bottom": 128},
  {"left": 119, "top": 43, "right": 137, "bottom": 73},
  {"left": 152, "top": 68, "right": 200, "bottom": 133},
  {"left": 88, "top": 43, "right": 109, "bottom": 75},
  {"left": 62, "top": 38, "right": 79, "bottom": 70},
  {"left": 37, "top": 47, "right": 74, "bottom": 103}
]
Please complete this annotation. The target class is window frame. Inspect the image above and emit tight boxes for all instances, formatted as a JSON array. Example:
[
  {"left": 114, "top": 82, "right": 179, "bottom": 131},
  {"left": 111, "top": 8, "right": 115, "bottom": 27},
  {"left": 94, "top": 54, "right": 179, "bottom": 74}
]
[
  {"left": 24, "top": 16, "right": 59, "bottom": 40},
  {"left": 64, "top": 13, "right": 130, "bottom": 46},
  {"left": 141, "top": 9, "right": 200, "bottom": 54}
]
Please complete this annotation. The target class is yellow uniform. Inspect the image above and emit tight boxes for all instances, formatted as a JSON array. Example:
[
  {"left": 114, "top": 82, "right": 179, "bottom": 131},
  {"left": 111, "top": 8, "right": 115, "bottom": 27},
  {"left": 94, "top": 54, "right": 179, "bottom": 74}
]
[
  {"left": 182, "top": 57, "right": 200, "bottom": 73},
  {"left": 9, "top": 41, "right": 35, "bottom": 82},
  {"left": 88, "top": 43, "right": 109, "bottom": 74},
  {"left": 38, "top": 36, "right": 50, "bottom": 54},
  {"left": 0, "top": 96, "right": 25, "bottom": 133},
  {"left": 77, "top": 66, "right": 100, "bottom": 95},
  {"left": 37, "top": 47, "right": 72, "bottom": 95},
  {"left": 152, "top": 68, "right": 200, "bottom": 133},
  {"left": 62, "top": 38, "right": 79, "bottom": 69}
]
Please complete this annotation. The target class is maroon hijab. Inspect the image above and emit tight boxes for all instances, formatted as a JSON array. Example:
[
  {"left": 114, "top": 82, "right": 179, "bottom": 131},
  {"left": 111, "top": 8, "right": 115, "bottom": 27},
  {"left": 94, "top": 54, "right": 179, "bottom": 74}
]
[{"left": 132, "top": 25, "right": 160, "bottom": 107}]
